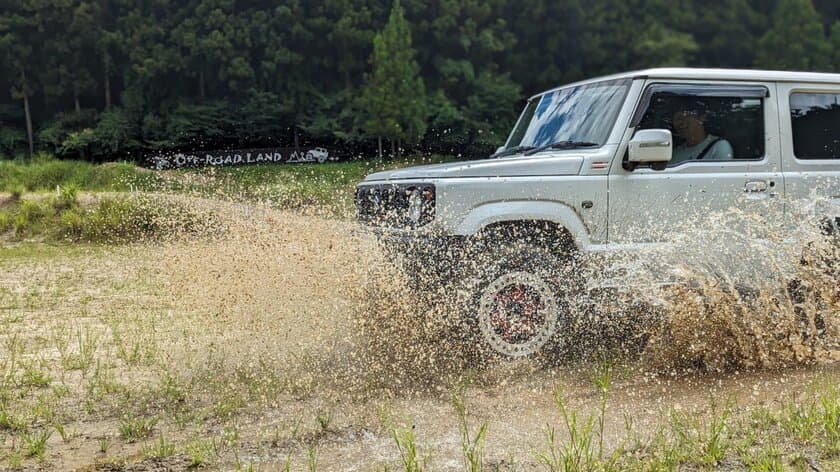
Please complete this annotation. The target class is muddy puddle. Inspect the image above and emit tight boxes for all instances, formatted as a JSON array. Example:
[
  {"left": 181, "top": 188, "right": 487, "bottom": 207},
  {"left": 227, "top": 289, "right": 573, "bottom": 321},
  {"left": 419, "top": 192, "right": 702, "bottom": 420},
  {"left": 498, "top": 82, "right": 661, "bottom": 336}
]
[{"left": 1, "top": 196, "right": 838, "bottom": 470}]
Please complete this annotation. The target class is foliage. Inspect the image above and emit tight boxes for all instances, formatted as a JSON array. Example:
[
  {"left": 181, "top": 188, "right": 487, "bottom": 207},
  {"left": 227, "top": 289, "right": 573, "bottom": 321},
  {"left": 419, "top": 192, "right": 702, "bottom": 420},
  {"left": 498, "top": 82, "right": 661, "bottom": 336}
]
[
  {"left": 357, "top": 0, "right": 427, "bottom": 153},
  {"left": 158, "top": 101, "right": 235, "bottom": 150},
  {"left": 755, "top": 0, "right": 832, "bottom": 70},
  {"left": 36, "top": 110, "right": 98, "bottom": 155},
  {"left": 0, "top": 126, "right": 25, "bottom": 157},
  {"left": 88, "top": 108, "right": 140, "bottom": 159},
  {"left": 3, "top": 0, "right": 840, "bottom": 160}
]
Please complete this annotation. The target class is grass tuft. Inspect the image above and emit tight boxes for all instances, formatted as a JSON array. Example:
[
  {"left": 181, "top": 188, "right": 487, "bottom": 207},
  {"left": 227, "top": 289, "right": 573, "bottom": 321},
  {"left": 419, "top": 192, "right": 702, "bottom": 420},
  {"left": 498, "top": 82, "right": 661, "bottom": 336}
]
[
  {"left": 536, "top": 357, "right": 620, "bottom": 472},
  {"left": 22, "top": 429, "right": 51, "bottom": 460},
  {"left": 0, "top": 193, "right": 221, "bottom": 243},
  {"left": 185, "top": 438, "right": 216, "bottom": 467},
  {"left": 451, "top": 383, "right": 487, "bottom": 472},
  {"left": 142, "top": 434, "right": 177, "bottom": 459},
  {"left": 391, "top": 425, "right": 427, "bottom": 472},
  {"left": 118, "top": 414, "right": 157, "bottom": 442}
]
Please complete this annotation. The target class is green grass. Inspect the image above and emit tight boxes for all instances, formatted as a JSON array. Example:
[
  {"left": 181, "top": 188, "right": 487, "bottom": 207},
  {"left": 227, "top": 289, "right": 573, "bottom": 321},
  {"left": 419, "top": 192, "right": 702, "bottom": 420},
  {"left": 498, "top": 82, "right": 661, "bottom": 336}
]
[
  {"left": 0, "top": 154, "right": 157, "bottom": 192},
  {"left": 21, "top": 429, "right": 51, "bottom": 460},
  {"left": 0, "top": 154, "right": 456, "bottom": 225},
  {"left": 1, "top": 154, "right": 454, "bottom": 207},
  {"left": 159, "top": 154, "right": 455, "bottom": 213},
  {"left": 0, "top": 242, "right": 102, "bottom": 261},
  {"left": 451, "top": 383, "right": 488, "bottom": 472},
  {"left": 141, "top": 435, "right": 177, "bottom": 459},
  {"left": 118, "top": 414, "right": 157, "bottom": 442},
  {"left": 0, "top": 193, "right": 221, "bottom": 243}
]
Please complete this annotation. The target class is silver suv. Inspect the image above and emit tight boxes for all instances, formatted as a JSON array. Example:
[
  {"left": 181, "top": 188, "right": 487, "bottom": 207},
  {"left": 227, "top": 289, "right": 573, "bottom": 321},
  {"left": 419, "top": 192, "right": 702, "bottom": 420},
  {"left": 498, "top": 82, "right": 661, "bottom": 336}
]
[{"left": 356, "top": 68, "right": 840, "bottom": 359}]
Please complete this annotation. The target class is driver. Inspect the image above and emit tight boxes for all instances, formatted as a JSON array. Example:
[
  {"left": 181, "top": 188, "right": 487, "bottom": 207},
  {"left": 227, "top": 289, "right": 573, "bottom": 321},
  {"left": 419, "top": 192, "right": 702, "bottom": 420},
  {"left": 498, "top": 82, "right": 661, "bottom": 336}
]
[{"left": 671, "top": 103, "right": 733, "bottom": 164}]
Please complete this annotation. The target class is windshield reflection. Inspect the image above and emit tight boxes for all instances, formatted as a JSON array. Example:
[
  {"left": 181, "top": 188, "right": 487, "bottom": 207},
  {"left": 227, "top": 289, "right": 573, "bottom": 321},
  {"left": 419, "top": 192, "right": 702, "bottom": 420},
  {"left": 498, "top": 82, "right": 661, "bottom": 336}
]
[{"left": 505, "top": 79, "right": 630, "bottom": 151}]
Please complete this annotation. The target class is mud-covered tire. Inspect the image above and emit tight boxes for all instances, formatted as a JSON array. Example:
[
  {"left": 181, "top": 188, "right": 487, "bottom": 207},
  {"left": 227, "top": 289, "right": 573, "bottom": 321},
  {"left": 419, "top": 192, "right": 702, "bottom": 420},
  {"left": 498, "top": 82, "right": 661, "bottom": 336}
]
[{"left": 456, "top": 243, "right": 579, "bottom": 362}]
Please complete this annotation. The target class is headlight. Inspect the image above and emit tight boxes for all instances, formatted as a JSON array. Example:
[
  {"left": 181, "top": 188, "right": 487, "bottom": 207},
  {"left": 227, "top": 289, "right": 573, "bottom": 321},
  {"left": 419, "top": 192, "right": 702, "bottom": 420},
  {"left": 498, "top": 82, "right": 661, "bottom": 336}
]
[{"left": 356, "top": 183, "right": 435, "bottom": 228}]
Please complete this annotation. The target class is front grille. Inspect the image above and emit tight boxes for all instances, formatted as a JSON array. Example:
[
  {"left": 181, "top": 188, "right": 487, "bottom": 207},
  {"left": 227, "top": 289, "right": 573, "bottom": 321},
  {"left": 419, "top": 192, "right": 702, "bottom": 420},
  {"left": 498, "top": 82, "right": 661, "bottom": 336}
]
[{"left": 355, "top": 184, "right": 435, "bottom": 228}]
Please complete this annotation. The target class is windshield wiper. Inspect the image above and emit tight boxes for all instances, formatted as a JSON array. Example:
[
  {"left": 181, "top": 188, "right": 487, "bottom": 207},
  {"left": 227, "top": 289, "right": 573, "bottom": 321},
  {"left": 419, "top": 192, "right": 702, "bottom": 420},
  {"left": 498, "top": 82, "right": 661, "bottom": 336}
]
[
  {"left": 490, "top": 145, "right": 535, "bottom": 158},
  {"left": 523, "top": 140, "right": 599, "bottom": 156}
]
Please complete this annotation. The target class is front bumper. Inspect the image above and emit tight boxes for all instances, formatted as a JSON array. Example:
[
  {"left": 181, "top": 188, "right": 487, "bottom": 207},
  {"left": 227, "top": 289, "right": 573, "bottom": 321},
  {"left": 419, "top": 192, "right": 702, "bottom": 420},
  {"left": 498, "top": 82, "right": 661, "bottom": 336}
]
[{"left": 358, "top": 225, "right": 469, "bottom": 283}]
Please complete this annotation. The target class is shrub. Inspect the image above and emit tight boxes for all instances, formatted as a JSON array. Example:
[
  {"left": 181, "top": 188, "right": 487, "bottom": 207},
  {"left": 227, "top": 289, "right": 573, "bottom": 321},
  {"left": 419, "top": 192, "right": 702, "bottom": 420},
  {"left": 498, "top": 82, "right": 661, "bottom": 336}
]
[
  {"left": 58, "top": 128, "right": 97, "bottom": 159},
  {"left": 0, "top": 127, "right": 26, "bottom": 158},
  {"left": 36, "top": 108, "right": 141, "bottom": 162},
  {"left": 90, "top": 107, "right": 140, "bottom": 158},
  {"left": 15, "top": 199, "right": 55, "bottom": 235},
  {"left": 161, "top": 101, "right": 235, "bottom": 150},
  {"left": 55, "top": 184, "right": 80, "bottom": 211},
  {"left": 36, "top": 110, "right": 98, "bottom": 157}
]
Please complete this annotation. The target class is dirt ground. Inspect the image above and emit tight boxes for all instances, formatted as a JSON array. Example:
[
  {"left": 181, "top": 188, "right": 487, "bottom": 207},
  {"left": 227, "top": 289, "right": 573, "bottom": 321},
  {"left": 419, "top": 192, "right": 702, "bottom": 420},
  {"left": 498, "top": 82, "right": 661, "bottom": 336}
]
[{"left": 1, "top": 201, "right": 838, "bottom": 471}]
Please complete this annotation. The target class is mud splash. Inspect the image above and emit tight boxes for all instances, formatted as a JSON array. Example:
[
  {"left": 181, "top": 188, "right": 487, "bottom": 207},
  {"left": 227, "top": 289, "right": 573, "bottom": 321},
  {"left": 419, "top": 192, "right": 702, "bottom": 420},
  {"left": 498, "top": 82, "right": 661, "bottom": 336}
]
[
  {"left": 599, "top": 207, "right": 840, "bottom": 373},
  {"left": 159, "top": 195, "right": 838, "bottom": 393},
  {"left": 157, "top": 199, "right": 493, "bottom": 399}
]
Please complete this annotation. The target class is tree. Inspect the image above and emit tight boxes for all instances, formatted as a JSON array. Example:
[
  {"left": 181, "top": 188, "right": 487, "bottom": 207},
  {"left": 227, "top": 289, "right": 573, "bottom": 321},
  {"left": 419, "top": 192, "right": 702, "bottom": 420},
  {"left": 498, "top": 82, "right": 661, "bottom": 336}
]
[
  {"left": 0, "top": 0, "right": 39, "bottom": 156},
  {"left": 358, "top": 0, "right": 427, "bottom": 157},
  {"left": 755, "top": 0, "right": 831, "bottom": 70},
  {"left": 505, "top": 0, "right": 586, "bottom": 92},
  {"left": 686, "top": 0, "right": 764, "bottom": 68},
  {"left": 172, "top": 0, "right": 255, "bottom": 100},
  {"left": 463, "top": 71, "right": 521, "bottom": 150},
  {"left": 580, "top": 0, "right": 699, "bottom": 73},
  {"left": 35, "top": 1, "right": 100, "bottom": 113},
  {"left": 7, "top": 0, "right": 840, "bottom": 162}
]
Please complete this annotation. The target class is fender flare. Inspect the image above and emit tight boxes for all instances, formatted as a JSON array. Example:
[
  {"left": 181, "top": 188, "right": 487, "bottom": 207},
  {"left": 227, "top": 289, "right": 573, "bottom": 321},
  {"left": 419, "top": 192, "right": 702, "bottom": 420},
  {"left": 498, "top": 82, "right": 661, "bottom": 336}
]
[{"left": 452, "top": 200, "right": 593, "bottom": 250}]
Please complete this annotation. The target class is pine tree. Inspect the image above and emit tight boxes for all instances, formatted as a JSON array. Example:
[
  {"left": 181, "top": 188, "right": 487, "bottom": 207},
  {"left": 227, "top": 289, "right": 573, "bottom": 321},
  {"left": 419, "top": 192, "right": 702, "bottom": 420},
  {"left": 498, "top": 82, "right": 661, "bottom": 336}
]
[
  {"left": 755, "top": 0, "right": 831, "bottom": 70},
  {"left": 358, "top": 0, "right": 427, "bottom": 157},
  {"left": 0, "top": 0, "right": 39, "bottom": 156}
]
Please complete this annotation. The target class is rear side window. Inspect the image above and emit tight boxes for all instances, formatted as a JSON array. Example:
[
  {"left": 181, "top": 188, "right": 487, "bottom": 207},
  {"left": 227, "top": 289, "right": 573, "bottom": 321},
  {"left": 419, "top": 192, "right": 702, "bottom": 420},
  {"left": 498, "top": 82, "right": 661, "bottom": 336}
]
[{"left": 790, "top": 92, "right": 840, "bottom": 159}]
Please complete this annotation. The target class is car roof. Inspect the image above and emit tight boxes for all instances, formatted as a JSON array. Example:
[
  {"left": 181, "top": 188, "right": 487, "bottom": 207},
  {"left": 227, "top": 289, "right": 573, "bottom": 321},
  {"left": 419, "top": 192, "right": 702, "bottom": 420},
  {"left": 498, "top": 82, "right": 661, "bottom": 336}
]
[{"left": 530, "top": 67, "right": 840, "bottom": 100}]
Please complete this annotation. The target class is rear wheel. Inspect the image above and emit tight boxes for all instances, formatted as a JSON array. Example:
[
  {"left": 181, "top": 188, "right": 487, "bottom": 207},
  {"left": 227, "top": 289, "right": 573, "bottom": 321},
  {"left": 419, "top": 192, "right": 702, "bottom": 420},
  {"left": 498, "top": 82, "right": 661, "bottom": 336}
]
[{"left": 459, "top": 243, "right": 577, "bottom": 361}]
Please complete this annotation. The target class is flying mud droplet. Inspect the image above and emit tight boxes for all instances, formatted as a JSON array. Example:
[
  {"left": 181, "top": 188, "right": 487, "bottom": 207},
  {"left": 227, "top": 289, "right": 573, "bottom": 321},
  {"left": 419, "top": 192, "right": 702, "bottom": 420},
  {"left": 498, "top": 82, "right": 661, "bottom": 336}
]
[{"left": 147, "top": 187, "right": 837, "bottom": 397}]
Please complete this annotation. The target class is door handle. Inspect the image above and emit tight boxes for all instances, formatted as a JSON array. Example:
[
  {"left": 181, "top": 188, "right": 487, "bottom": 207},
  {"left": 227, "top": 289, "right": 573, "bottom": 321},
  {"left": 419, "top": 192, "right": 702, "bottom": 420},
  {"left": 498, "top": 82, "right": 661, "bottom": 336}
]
[{"left": 744, "top": 180, "right": 768, "bottom": 193}]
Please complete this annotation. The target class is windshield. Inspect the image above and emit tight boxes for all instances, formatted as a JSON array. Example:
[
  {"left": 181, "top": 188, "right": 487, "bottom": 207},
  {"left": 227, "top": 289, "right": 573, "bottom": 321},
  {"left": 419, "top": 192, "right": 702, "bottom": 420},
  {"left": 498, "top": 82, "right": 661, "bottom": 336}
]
[{"left": 504, "top": 79, "right": 631, "bottom": 151}]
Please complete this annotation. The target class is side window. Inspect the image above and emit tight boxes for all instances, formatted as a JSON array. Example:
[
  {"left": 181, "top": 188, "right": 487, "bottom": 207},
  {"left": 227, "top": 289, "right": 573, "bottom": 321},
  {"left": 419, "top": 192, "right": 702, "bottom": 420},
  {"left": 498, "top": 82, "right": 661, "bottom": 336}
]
[
  {"left": 637, "top": 90, "right": 765, "bottom": 166},
  {"left": 790, "top": 92, "right": 840, "bottom": 159}
]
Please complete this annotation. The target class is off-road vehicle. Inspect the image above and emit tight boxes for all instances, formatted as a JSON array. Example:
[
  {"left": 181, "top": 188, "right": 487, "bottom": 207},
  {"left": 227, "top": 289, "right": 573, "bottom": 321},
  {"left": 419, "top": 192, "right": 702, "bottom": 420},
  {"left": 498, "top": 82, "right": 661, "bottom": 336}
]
[{"left": 356, "top": 68, "right": 840, "bottom": 359}]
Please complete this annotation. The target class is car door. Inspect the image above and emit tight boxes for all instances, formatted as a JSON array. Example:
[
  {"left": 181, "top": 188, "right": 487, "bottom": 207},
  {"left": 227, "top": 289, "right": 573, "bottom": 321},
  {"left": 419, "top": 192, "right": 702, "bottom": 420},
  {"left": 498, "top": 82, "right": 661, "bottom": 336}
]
[
  {"left": 776, "top": 83, "right": 840, "bottom": 232},
  {"left": 607, "top": 81, "right": 784, "bottom": 244}
]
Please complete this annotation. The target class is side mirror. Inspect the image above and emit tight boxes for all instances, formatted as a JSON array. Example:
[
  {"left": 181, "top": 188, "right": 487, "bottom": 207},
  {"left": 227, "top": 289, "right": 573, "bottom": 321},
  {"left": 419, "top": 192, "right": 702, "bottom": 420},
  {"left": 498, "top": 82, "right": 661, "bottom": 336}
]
[
  {"left": 628, "top": 129, "right": 673, "bottom": 164},
  {"left": 495, "top": 146, "right": 505, "bottom": 154}
]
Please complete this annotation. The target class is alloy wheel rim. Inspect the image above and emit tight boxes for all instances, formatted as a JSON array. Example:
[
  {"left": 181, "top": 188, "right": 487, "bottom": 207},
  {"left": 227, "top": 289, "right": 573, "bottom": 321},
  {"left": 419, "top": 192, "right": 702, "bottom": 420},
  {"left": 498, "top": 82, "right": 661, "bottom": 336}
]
[{"left": 478, "top": 271, "right": 559, "bottom": 357}]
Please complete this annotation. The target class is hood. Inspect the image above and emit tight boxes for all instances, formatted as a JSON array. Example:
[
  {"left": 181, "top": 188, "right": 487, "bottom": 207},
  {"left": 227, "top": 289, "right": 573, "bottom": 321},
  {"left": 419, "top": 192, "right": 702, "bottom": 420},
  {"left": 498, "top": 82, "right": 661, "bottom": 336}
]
[{"left": 364, "top": 154, "right": 585, "bottom": 181}]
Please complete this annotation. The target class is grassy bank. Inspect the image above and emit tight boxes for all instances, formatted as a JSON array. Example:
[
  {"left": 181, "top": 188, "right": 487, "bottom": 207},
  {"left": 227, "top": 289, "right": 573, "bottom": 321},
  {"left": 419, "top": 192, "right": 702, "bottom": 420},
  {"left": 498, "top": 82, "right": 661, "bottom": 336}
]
[
  {"left": 0, "top": 155, "right": 154, "bottom": 193},
  {"left": 0, "top": 191, "right": 220, "bottom": 243},
  {"left": 0, "top": 153, "right": 453, "bottom": 241},
  {"left": 0, "top": 154, "right": 454, "bottom": 214}
]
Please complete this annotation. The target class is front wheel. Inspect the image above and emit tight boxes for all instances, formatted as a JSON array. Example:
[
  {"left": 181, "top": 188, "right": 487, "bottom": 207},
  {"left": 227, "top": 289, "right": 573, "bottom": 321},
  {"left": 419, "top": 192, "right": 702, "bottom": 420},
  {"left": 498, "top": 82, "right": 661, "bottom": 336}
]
[{"left": 458, "top": 243, "right": 577, "bottom": 360}]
